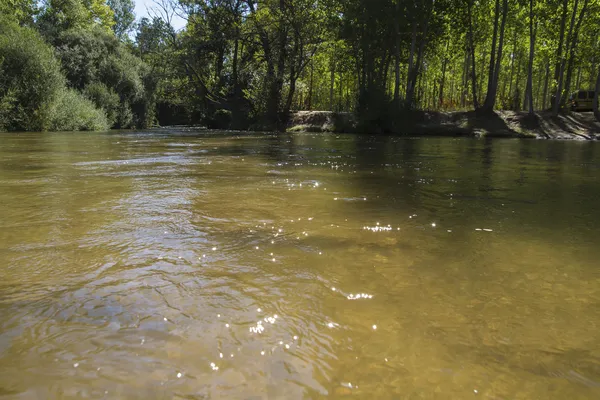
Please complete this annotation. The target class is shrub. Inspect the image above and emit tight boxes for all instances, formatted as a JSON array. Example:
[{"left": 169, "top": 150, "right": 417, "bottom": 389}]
[
  {"left": 0, "top": 18, "right": 65, "bottom": 131},
  {"left": 84, "top": 82, "right": 120, "bottom": 127},
  {"left": 0, "top": 89, "right": 17, "bottom": 132},
  {"left": 55, "top": 27, "right": 155, "bottom": 128},
  {"left": 116, "top": 101, "right": 134, "bottom": 128},
  {"left": 54, "top": 27, "right": 119, "bottom": 90},
  {"left": 206, "top": 109, "right": 233, "bottom": 129},
  {"left": 48, "top": 87, "right": 109, "bottom": 131}
]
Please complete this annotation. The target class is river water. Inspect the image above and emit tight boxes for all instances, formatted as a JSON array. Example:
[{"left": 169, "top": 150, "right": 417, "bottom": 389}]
[{"left": 0, "top": 130, "right": 599, "bottom": 399}]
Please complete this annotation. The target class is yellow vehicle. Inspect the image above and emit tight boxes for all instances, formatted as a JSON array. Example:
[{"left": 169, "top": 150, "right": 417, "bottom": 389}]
[{"left": 569, "top": 90, "right": 596, "bottom": 112}]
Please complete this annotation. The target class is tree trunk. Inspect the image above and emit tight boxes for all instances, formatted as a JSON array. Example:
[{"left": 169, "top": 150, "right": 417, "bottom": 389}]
[
  {"left": 515, "top": 50, "right": 522, "bottom": 110},
  {"left": 479, "top": 53, "right": 485, "bottom": 102},
  {"left": 215, "top": 46, "right": 225, "bottom": 87},
  {"left": 553, "top": 0, "right": 579, "bottom": 116},
  {"left": 535, "top": 63, "right": 543, "bottom": 109},
  {"left": 407, "top": 0, "right": 433, "bottom": 107},
  {"left": 307, "top": 62, "right": 313, "bottom": 110},
  {"left": 553, "top": 0, "right": 569, "bottom": 86},
  {"left": 525, "top": 0, "right": 535, "bottom": 114},
  {"left": 410, "top": 24, "right": 429, "bottom": 104},
  {"left": 461, "top": 47, "right": 469, "bottom": 107},
  {"left": 492, "top": 0, "right": 509, "bottom": 94},
  {"left": 406, "top": 22, "right": 418, "bottom": 103},
  {"left": 483, "top": 0, "right": 508, "bottom": 112},
  {"left": 542, "top": 60, "right": 550, "bottom": 110},
  {"left": 439, "top": 37, "right": 450, "bottom": 108},
  {"left": 230, "top": 30, "right": 242, "bottom": 129},
  {"left": 594, "top": 68, "right": 600, "bottom": 121},
  {"left": 393, "top": 0, "right": 401, "bottom": 103},
  {"left": 329, "top": 54, "right": 336, "bottom": 110},
  {"left": 338, "top": 72, "right": 343, "bottom": 111},
  {"left": 232, "top": 36, "right": 239, "bottom": 96},
  {"left": 563, "top": 0, "right": 589, "bottom": 106},
  {"left": 485, "top": 0, "right": 501, "bottom": 104},
  {"left": 284, "top": 70, "right": 297, "bottom": 125},
  {"left": 507, "top": 29, "right": 517, "bottom": 101},
  {"left": 381, "top": 51, "right": 391, "bottom": 86},
  {"left": 467, "top": 0, "right": 479, "bottom": 109},
  {"left": 450, "top": 75, "right": 455, "bottom": 106}
]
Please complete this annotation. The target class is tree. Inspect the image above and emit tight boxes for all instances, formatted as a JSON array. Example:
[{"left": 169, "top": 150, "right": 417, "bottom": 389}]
[
  {"left": 594, "top": 68, "right": 600, "bottom": 121},
  {"left": 482, "top": 0, "right": 508, "bottom": 112},
  {"left": 37, "top": 0, "right": 115, "bottom": 40},
  {"left": 7, "top": 0, "right": 600, "bottom": 132},
  {"left": 0, "top": 0, "right": 37, "bottom": 25},
  {"left": 525, "top": 0, "right": 535, "bottom": 115},
  {"left": 108, "top": 0, "right": 135, "bottom": 39},
  {"left": 0, "top": 17, "right": 107, "bottom": 131},
  {"left": 466, "top": 0, "right": 479, "bottom": 108},
  {"left": 243, "top": 0, "right": 330, "bottom": 130},
  {"left": 55, "top": 27, "right": 155, "bottom": 127},
  {"left": 552, "top": 0, "right": 585, "bottom": 116}
]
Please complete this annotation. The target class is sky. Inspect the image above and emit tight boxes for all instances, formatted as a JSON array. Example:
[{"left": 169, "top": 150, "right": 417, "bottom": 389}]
[{"left": 133, "top": 0, "right": 187, "bottom": 31}]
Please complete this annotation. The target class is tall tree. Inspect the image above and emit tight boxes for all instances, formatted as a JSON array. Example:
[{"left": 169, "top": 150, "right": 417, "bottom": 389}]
[
  {"left": 482, "top": 0, "right": 508, "bottom": 112},
  {"left": 525, "top": 0, "right": 536, "bottom": 114},
  {"left": 562, "top": 0, "right": 590, "bottom": 106},
  {"left": 107, "top": 0, "right": 135, "bottom": 39},
  {"left": 466, "top": 0, "right": 479, "bottom": 108},
  {"left": 553, "top": 0, "right": 580, "bottom": 115},
  {"left": 594, "top": 68, "right": 600, "bottom": 121}
]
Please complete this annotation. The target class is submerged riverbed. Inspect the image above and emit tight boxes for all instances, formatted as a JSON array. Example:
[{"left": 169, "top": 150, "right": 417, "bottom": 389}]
[{"left": 0, "top": 130, "right": 599, "bottom": 399}]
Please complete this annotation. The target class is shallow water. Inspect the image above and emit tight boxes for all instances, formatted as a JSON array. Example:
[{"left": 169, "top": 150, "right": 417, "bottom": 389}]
[{"left": 0, "top": 130, "right": 599, "bottom": 399}]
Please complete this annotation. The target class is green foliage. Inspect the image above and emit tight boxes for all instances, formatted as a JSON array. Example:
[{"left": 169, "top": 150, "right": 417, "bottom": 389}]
[
  {"left": 37, "top": 0, "right": 115, "bottom": 40},
  {"left": 206, "top": 109, "right": 233, "bottom": 129},
  {"left": 54, "top": 27, "right": 119, "bottom": 89},
  {"left": 0, "top": 0, "right": 37, "bottom": 25},
  {"left": 136, "top": 17, "right": 173, "bottom": 54},
  {"left": 5, "top": 0, "right": 600, "bottom": 133},
  {"left": 107, "top": 0, "right": 135, "bottom": 39},
  {"left": 0, "top": 19, "right": 65, "bottom": 131},
  {"left": 84, "top": 82, "right": 120, "bottom": 126},
  {"left": 55, "top": 27, "right": 155, "bottom": 128},
  {"left": 48, "top": 87, "right": 109, "bottom": 131},
  {"left": 0, "top": 17, "right": 110, "bottom": 132},
  {"left": 136, "top": 17, "right": 187, "bottom": 126}
]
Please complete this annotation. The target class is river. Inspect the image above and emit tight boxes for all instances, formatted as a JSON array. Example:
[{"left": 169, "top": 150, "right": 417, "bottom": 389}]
[{"left": 0, "top": 130, "right": 599, "bottom": 399}]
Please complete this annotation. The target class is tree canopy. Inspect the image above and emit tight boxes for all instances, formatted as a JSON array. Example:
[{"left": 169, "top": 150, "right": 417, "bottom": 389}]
[{"left": 1, "top": 0, "right": 599, "bottom": 132}]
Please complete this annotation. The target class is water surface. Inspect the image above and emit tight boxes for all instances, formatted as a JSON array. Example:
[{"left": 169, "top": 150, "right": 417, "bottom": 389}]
[{"left": 1, "top": 130, "right": 599, "bottom": 399}]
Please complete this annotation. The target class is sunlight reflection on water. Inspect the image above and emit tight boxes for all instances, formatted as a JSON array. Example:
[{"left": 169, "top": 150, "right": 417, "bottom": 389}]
[{"left": 0, "top": 131, "right": 599, "bottom": 398}]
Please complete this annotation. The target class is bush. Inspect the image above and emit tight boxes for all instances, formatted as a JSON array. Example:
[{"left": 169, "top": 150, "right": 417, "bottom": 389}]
[
  {"left": 116, "top": 101, "right": 134, "bottom": 128},
  {"left": 0, "top": 18, "right": 65, "bottom": 131},
  {"left": 54, "top": 27, "right": 118, "bottom": 90},
  {"left": 55, "top": 27, "right": 155, "bottom": 128},
  {"left": 0, "top": 89, "right": 17, "bottom": 131},
  {"left": 84, "top": 82, "right": 120, "bottom": 127},
  {"left": 48, "top": 88, "right": 109, "bottom": 131},
  {"left": 206, "top": 109, "right": 233, "bottom": 129}
]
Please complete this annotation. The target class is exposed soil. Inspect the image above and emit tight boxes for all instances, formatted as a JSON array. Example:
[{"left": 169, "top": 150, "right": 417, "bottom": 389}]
[{"left": 288, "top": 110, "right": 600, "bottom": 140}]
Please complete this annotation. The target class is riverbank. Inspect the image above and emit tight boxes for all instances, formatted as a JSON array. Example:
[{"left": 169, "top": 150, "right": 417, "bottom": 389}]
[{"left": 288, "top": 110, "right": 600, "bottom": 140}]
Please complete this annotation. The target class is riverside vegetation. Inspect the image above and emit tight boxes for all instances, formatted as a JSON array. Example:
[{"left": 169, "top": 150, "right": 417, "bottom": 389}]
[{"left": 1, "top": 0, "right": 600, "bottom": 134}]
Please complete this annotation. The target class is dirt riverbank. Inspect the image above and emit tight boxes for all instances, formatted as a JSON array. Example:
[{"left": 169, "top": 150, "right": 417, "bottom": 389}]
[{"left": 288, "top": 110, "right": 600, "bottom": 140}]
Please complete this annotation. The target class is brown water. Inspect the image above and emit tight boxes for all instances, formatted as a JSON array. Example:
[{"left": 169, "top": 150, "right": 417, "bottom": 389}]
[{"left": 0, "top": 130, "right": 599, "bottom": 399}]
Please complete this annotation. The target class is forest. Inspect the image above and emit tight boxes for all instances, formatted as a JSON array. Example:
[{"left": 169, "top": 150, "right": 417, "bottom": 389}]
[{"left": 1, "top": 0, "right": 600, "bottom": 133}]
